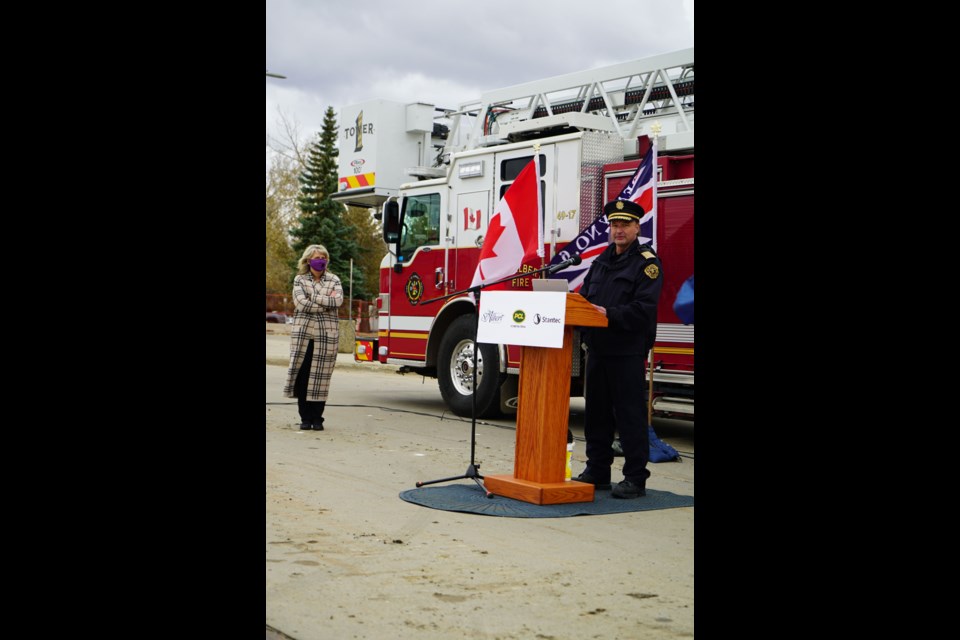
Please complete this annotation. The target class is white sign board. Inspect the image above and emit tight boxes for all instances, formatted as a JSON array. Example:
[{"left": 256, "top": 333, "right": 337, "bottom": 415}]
[{"left": 476, "top": 291, "right": 567, "bottom": 348}]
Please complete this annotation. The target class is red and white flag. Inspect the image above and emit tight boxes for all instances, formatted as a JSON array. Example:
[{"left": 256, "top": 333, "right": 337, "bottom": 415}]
[
  {"left": 469, "top": 155, "right": 543, "bottom": 294},
  {"left": 463, "top": 207, "right": 481, "bottom": 230}
]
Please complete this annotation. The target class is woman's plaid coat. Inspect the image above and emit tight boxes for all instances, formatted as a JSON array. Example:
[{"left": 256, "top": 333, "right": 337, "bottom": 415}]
[{"left": 283, "top": 271, "right": 344, "bottom": 401}]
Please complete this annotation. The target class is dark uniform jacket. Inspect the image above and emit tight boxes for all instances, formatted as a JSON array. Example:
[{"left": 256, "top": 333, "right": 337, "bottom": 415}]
[{"left": 579, "top": 241, "right": 663, "bottom": 357}]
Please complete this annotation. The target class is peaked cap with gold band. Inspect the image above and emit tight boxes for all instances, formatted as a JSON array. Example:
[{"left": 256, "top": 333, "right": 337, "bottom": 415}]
[{"left": 603, "top": 198, "right": 645, "bottom": 222}]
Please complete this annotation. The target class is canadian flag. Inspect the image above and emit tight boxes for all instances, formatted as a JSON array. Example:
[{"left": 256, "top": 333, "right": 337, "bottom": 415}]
[
  {"left": 463, "top": 207, "right": 481, "bottom": 230},
  {"left": 469, "top": 155, "right": 543, "bottom": 293}
]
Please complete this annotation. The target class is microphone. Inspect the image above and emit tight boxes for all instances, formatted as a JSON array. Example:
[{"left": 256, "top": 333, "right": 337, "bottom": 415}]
[{"left": 546, "top": 254, "right": 583, "bottom": 275}]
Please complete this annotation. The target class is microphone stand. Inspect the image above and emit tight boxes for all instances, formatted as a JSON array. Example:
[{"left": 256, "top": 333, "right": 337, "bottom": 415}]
[{"left": 414, "top": 260, "right": 578, "bottom": 497}]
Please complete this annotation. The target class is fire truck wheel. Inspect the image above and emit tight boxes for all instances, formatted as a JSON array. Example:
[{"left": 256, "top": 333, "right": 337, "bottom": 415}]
[{"left": 437, "top": 314, "right": 503, "bottom": 418}]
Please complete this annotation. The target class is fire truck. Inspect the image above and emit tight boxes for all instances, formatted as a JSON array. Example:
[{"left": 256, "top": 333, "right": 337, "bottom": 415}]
[{"left": 333, "top": 48, "right": 694, "bottom": 420}]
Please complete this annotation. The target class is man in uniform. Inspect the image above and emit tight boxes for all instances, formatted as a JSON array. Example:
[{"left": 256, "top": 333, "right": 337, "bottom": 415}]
[{"left": 575, "top": 198, "right": 663, "bottom": 498}]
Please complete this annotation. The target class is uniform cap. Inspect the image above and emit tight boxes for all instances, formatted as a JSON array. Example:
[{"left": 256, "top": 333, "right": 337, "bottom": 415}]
[{"left": 604, "top": 199, "right": 645, "bottom": 222}]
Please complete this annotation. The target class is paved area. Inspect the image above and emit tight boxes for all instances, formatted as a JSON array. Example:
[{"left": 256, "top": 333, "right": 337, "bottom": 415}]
[{"left": 266, "top": 330, "right": 694, "bottom": 639}]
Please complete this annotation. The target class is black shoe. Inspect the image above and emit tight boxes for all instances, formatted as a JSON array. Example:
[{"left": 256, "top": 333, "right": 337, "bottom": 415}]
[
  {"left": 312, "top": 423, "right": 324, "bottom": 431},
  {"left": 611, "top": 480, "right": 646, "bottom": 499},
  {"left": 574, "top": 471, "right": 612, "bottom": 490},
  {"left": 299, "top": 423, "right": 312, "bottom": 430}
]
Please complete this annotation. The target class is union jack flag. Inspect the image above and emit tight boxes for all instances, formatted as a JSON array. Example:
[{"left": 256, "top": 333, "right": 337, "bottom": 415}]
[
  {"left": 616, "top": 143, "right": 656, "bottom": 223},
  {"left": 547, "top": 141, "right": 658, "bottom": 291},
  {"left": 614, "top": 141, "right": 656, "bottom": 248},
  {"left": 545, "top": 215, "right": 610, "bottom": 292}
]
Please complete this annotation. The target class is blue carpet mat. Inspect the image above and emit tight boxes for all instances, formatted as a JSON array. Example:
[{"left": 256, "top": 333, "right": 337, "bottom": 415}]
[{"left": 399, "top": 483, "right": 694, "bottom": 518}]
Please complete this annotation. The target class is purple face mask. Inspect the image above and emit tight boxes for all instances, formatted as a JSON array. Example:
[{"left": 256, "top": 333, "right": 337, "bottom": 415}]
[{"left": 309, "top": 258, "right": 328, "bottom": 271}]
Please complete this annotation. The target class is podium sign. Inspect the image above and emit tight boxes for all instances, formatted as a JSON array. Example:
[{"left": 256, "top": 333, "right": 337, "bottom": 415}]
[{"left": 476, "top": 291, "right": 566, "bottom": 348}]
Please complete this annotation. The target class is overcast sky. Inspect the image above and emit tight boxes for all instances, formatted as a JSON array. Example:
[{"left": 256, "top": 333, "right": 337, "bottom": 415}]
[{"left": 266, "top": 0, "right": 694, "bottom": 151}]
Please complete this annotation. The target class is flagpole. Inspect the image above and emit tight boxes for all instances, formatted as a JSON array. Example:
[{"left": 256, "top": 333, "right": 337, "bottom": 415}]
[
  {"left": 416, "top": 149, "right": 558, "bottom": 497},
  {"left": 650, "top": 121, "right": 661, "bottom": 250},
  {"left": 647, "top": 123, "right": 662, "bottom": 425},
  {"left": 533, "top": 143, "right": 544, "bottom": 267}
]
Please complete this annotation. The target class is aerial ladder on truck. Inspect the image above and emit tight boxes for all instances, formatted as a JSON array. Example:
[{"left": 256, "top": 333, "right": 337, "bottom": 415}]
[{"left": 438, "top": 47, "right": 693, "bottom": 161}]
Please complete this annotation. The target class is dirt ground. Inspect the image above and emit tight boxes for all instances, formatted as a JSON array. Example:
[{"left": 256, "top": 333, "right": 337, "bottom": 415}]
[{"left": 266, "top": 335, "right": 694, "bottom": 639}]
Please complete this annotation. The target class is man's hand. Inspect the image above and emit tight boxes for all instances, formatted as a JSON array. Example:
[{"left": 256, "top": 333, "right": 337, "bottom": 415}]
[{"left": 591, "top": 304, "right": 607, "bottom": 317}]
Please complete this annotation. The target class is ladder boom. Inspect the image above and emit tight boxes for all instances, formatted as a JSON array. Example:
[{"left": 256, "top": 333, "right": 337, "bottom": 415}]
[{"left": 445, "top": 47, "right": 693, "bottom": 157}]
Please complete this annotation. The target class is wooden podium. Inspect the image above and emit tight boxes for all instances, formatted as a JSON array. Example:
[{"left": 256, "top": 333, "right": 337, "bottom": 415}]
[{"left": 484, "top": 293, "right": 608, "bottom": 505}]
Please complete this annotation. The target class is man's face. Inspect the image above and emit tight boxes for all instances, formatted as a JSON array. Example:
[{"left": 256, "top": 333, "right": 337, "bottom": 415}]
[{"left": 609, "top": 219, "right": 640, "bottom": 252}]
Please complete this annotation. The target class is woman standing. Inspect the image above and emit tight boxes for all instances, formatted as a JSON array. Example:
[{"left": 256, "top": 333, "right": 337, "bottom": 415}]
[{"left": 283, "top": 244, "right": 344, "bottom": 430}]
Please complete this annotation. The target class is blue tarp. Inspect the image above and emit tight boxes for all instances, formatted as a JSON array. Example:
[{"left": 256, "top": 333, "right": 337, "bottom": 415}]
[
  {"left": 673, "top": 275, "right": 694, "bottom": 324},
  {"left": 648, "top": 426, "right": 681, "bottom": 462}
]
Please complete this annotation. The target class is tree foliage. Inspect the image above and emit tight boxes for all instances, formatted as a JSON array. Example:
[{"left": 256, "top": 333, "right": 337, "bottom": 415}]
[
  {"left": 343, "top": 205, "right": 386, "bottom": 300},
  {"left": 266, "top": 209, "right": 296, "bottom": 294},
  {"left": 266, "top": 113, "right": 304, "bottom": 294},
  {"left": 265, "top": 118, "right": 302, "bottom": 294},
  {"left": 290, "top": 106, "right": 372, "bottom": 297}
]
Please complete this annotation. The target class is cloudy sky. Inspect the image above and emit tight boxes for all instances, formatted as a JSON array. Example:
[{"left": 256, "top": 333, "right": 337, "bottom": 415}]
[{"left": 266, "top": 0, "right": 694, "bottom": 150}]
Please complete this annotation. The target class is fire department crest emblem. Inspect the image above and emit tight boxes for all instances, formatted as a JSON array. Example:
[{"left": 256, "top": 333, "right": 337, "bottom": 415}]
[
  {"left": 405, "top": 273, "right": 423, "bottom": 305},
  {"left": 644, "top": 264, "right": 660, "bottom": 279}
]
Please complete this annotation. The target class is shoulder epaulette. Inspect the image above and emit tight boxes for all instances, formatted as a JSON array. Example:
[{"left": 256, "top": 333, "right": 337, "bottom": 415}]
[{"left": 640, "top": 250, "right": 656, "bottom": 260}]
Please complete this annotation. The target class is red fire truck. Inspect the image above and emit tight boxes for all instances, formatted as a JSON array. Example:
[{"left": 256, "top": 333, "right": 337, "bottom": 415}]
[{"left": 333, "top": 48, "right": 694, "bottom": 420}]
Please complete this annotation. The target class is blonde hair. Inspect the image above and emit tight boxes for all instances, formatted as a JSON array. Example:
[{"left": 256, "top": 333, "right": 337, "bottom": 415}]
[{"left": 296, "top": 244, "right": 331, "bottom": 275}]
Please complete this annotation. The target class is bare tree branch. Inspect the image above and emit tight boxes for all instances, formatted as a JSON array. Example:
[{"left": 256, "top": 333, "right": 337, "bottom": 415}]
[{"left": 267, "top": 106, "right": 309, "bottom": 165}]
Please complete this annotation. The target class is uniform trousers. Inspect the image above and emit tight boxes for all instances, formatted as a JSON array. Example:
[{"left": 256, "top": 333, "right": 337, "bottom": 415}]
[{"left": 583, "top": 352, "right": 650, "bottom": 485}]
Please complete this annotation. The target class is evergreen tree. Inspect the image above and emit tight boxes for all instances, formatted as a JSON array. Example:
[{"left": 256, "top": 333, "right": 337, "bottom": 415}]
[
  {"left": 291, "top": 106, "right": 367, "bottom": 297},
  {"left": 343, "top": 205, "right": 386, "bottom": 301}
]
